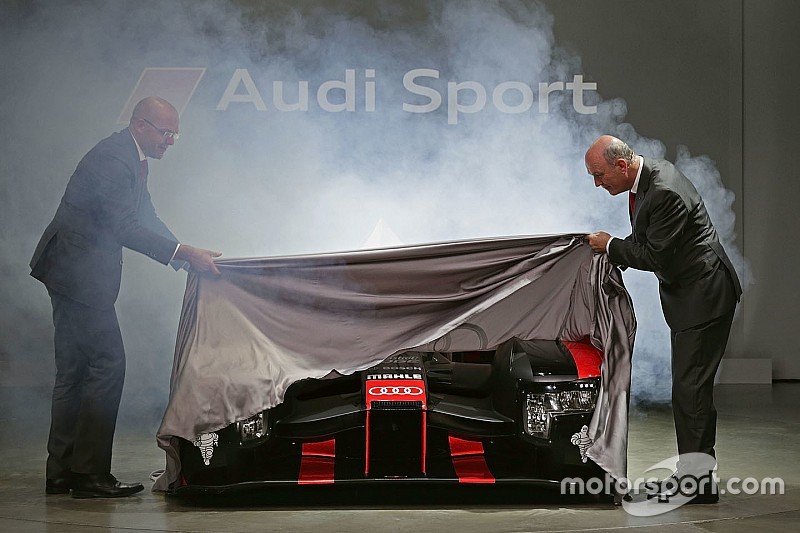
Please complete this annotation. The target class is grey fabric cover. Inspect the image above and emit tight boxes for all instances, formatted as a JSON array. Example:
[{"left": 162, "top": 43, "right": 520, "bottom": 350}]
[{"left": 153, "top": 234, "right": 635, "bottom": 491}]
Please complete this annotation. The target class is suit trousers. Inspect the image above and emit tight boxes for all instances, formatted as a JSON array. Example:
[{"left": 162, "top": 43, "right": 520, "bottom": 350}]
[
  {"left": 670, "top": 308, "right": 735, "bottom": 468},
  {"left": 46, "top": 289, "right": 126, "bottom": 478}
]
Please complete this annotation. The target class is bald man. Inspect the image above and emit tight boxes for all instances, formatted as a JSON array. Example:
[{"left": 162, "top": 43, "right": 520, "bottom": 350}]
[
  {"left": 586, "top": 135, "right": 741, "bottom": 504},
  {"left": 30, "top": 97, "right": 221, "bottom": 498}
]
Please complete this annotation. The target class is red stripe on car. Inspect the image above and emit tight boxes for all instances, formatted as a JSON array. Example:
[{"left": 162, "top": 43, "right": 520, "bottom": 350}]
[
  {"left": 298, "top": 439, "right": 336, "bottom": 484},
  {"left": 448, "top": 435, "right": 495, "bottom": 483},
  {"left": 562, "top": 340, "right": 602, "bottom": 378}
]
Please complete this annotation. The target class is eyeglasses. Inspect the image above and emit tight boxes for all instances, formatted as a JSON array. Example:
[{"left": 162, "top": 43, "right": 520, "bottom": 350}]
[{"left": 139, "top": 117, "right": 180, "bottom": 141}]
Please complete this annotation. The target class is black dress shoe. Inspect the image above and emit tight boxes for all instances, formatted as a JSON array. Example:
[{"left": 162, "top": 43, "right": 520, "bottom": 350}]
[
  {"left": 613, "top": 489, "right": 633, "bottom": 506},
  {"left": 45, "top": 475, "right": 73, "bottom": 495},
  {"left": 646, "top": 473, "right": 719, "bottom": 504},
  {"left": 71, "top": 473, "right": 144, "bottom": 499}
]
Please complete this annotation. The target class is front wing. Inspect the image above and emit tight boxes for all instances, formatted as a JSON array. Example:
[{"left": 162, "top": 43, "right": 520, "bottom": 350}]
[{"left": 172, "top": 342, "right": 606, "bottom": 495}]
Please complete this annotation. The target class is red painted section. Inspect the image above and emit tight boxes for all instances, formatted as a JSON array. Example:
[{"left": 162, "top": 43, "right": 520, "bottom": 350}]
[
  {"left": 421, "top": 411, "right": 427, "bottom": 474},
  {"left": 365, "top": 379, "right": 427, "bottom": 408},
  {"left": 562, "top": 340, "right": 603, "bottom": 378},
  {"left": 449, "top": 434, "right": 485, "bottom": 456},
  {"left": 448, "top": 435, "right": 495, "bottom": 484},
  {"left": 302, "top": 439, "right": 335, "bottom": 457},
  {"left": 298, "top": 439, "right": 336, "bottom": 485},
  {"left": 365, "top": 410, "right": 371, "bottom": 474}
]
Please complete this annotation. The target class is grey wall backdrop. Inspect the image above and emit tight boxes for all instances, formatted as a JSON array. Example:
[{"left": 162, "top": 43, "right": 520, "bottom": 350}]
[
  {"left": 544, "top": 0, "right": 800, "bottom": 378},
  {"left": 1, "top": 0, "right": 798, "bottom": 429}
]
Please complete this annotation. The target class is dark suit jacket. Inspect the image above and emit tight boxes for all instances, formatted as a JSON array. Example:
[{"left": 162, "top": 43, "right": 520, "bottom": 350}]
[
  {"left": 608, "top": 157, "right": 742, "bottom": 331},
  {"left": 30, "top": 129, "right": 180, "bottom": 309}
]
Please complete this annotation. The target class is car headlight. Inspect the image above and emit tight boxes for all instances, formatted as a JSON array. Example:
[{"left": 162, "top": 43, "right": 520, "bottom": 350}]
[
  {"left": 523, "top": 379, "right": 598, "bottom": 439},
  {"left": 525, "top": 393, "right": 552, "bottom": 438},
  {"left": 236, "top": 411, "right": 268, "bottom": 444}
]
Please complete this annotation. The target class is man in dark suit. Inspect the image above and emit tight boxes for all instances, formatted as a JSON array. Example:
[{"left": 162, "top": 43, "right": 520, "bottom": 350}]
[
  {"left": 30, "top": 96, "right": 222, "bottom": 498},
  {"left": 586, "top": 135, "right": 742, "bottom": 504}
]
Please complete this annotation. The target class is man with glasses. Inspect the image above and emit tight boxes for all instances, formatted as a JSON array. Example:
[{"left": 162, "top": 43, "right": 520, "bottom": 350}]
[{"left": 30, "top": 96, "right": 221, "bottom": 498}]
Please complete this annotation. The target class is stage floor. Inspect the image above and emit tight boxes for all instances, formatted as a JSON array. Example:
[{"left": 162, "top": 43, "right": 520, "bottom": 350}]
[{"left": 1, "top": 384, "right": 798, "bottom": 532}]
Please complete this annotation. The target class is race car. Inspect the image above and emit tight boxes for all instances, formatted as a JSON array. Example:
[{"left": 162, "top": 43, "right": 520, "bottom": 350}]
[{"left": 172, "top": 336, "right": 607, "bottom": 494}]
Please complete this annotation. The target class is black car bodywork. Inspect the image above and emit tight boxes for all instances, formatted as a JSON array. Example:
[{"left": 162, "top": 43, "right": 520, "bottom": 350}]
[{"left": 172, "top": 337, "right": 607, "bottom": 495}]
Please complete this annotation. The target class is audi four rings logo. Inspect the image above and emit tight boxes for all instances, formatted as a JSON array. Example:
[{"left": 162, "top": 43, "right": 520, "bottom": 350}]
[{"left": 368, "top": 386, "right": 424, "bottom": 396}]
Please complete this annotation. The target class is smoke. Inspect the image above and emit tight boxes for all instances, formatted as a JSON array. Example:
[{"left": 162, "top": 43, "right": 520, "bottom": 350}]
[
  {"left": 674, "top": 146, "right": 752, "bottom": 289},
  {"left": 0, "top": 0, "right": 747, "bottom": 426}
]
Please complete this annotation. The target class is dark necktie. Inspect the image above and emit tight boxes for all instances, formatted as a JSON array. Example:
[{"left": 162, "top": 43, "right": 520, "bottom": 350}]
[
  {"left": 629, "top": 191, "right": 636, "bottom": 218},
  {"left": 135, "top": 159, "right": 148, "bottom": 209}
]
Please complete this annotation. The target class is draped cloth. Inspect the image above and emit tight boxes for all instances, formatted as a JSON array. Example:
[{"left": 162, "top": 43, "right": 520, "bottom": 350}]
[{"left": 153, "top": 234, "right": 636, "bottom": 491}]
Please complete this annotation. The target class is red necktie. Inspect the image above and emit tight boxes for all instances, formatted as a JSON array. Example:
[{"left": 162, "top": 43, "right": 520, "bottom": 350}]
[{"left": 629, "top": 191, "right": 636, "bottom": 217}]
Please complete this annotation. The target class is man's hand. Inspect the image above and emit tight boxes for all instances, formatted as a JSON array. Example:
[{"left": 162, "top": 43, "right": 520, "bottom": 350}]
[
  {"left": 175, "top": 244, "right": 222, "bottom": 275},
  {"left": 586, "top": 232, "right": 612, "bottom": 254}
]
